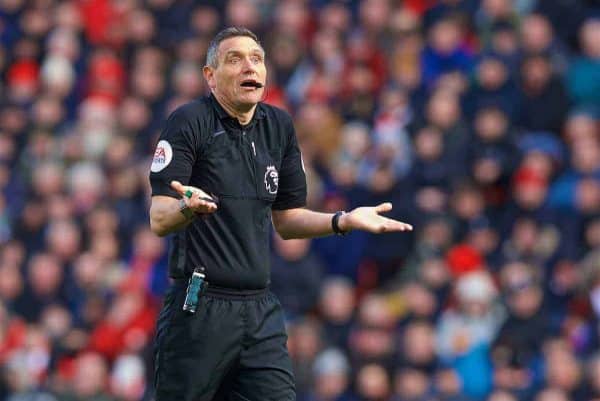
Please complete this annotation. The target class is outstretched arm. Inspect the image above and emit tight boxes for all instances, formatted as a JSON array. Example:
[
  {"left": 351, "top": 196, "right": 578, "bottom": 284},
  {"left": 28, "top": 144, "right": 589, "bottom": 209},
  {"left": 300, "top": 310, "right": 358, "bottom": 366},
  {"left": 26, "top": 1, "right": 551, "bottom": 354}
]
[{"left": 271, "top": 202, "right": 412, "bottom": 240}]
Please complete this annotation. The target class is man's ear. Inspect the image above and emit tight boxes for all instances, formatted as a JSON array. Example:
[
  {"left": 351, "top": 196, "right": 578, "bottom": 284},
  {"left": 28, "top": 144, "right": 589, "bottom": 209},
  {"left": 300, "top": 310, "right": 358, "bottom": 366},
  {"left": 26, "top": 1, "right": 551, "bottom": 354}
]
[{"left": 203, "top": 66, "right": 216, "bottom": 90}]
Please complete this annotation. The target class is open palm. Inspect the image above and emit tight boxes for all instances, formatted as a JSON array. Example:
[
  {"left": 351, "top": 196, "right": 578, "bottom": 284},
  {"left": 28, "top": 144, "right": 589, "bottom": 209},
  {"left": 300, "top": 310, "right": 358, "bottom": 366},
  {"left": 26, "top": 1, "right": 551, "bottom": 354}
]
[{"left": 342, "top": 203, "right": 413, "bottom": 233}]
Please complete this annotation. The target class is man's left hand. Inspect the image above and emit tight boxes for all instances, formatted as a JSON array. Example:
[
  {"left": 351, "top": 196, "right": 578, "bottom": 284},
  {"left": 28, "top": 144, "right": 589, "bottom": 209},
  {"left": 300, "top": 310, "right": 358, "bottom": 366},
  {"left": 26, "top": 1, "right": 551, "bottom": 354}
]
[{"left": 339, "top": 202, "right": 413, "bottom": 234}]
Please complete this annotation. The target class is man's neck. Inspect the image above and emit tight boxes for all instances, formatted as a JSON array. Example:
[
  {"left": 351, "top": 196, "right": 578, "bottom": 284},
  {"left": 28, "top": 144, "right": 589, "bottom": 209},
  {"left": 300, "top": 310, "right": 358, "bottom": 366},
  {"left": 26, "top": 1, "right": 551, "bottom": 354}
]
[{"left": 213, "top": 92, "right": 257, "bottom": 126}]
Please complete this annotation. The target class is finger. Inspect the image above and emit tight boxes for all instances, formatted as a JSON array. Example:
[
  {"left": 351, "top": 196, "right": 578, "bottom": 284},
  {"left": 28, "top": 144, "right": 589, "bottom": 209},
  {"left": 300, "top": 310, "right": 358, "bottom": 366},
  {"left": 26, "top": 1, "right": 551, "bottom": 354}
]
[
  {"left": 189, "top": 198, "right": 218, "bottom": 213},
  {"left": 198, "top": 195, "right": 218, "bottom": 204},
  {"left": 172, "top": 181, "right": 201, "bottom": 199},
  {"left": 381, "top": 217, "right": 413, "bottom": 232},
  {"left": 375, "top": 202, "right": 392, "bottom": 214},
  {"left": 170, "top": 180, "right": 186, "bottom": 196},
  {"left": 201, "top": 203, "right": 218, "bottom": 213},
  {"left": 400, "top": 222, "right": 413, "bottom": 231}
]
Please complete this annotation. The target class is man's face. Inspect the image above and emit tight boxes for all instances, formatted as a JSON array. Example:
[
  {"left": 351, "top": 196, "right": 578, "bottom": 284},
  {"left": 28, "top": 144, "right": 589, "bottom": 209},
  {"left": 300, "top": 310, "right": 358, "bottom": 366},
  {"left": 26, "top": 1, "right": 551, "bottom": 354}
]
[{"left": 204, "top": 36, "right": 266, "bottom": 109}]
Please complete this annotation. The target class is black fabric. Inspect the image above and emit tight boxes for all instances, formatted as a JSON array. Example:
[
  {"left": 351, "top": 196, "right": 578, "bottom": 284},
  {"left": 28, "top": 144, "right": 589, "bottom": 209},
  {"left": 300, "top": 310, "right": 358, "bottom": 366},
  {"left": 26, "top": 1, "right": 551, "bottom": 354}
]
[
  {"left": 154, "top": 283, "right": 295, "bottom": 401},
  {"left": 149, "top": 95, "right": 307, "bottom": 288}
]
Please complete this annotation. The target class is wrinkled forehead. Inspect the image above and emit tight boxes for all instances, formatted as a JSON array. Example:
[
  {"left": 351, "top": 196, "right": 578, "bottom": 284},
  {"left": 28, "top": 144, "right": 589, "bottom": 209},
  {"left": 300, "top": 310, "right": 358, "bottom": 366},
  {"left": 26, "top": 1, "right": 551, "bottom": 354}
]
[{"left": 217, "top": 36, "right": 264, "bottom": 59}]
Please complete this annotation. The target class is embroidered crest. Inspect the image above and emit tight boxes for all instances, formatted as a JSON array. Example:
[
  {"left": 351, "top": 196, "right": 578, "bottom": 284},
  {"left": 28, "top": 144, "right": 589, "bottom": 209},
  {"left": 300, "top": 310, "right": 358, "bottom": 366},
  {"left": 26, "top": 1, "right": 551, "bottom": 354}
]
[{"left": 264, "top": 165, "right": 279, "bottom": 195}]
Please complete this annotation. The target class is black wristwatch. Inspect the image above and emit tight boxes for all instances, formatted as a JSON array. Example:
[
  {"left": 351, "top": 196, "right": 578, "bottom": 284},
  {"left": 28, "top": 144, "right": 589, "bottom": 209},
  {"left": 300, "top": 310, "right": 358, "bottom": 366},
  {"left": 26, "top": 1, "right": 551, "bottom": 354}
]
[
  {"left": 332, "top": 211, "right": 349, "bottom": 236},
  {"left": 179, "top": 198, "right": 196, "bottom": 220}
]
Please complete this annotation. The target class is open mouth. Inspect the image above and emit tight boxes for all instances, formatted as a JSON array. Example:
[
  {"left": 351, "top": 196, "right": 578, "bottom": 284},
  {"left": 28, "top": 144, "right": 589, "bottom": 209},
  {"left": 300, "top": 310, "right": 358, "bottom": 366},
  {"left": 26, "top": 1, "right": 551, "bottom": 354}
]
[{"left": 240, "top": 80, "right": 264, "bottom": 89}]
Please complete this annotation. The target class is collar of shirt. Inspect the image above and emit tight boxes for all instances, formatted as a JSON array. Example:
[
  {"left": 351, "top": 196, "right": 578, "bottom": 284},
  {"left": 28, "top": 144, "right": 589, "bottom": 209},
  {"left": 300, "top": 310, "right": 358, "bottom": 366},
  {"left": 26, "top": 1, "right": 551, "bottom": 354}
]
[{"left": 209, "top": 93, "right": 266, "bottom": 124}]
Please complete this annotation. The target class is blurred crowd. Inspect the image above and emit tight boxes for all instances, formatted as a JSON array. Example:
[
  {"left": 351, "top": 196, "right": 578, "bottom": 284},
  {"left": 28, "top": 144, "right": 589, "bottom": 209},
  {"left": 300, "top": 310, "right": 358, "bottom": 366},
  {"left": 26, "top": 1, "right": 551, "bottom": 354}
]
[{"left": 0, "top": 0, "right": 599, "bottom": 400}]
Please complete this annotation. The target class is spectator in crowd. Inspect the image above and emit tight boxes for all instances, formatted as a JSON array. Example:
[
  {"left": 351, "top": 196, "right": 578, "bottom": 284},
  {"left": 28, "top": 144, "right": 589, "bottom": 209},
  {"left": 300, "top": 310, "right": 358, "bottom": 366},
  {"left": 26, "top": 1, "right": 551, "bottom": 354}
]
[
  {"left": 57, "top": 352, "right": 117, "bottom": 401},
  {"left": 520, "top": 13, "right": 569, "bottom": 74},
  {"left": 492, "top": 262, "right": 553, "bottom": 399},
  {"left": 517, "top": 53, "right": 570, "bottom": 135},
  {"left": 271, "top": 234, "right": 324, "bottom": 320},
  {"left": 437, "top": 271, "right": 504, "bottom": 398},
  {"left": 305, "top": 348, "right": 357, "bottom": 401},
  {"left": 356, "top": 363, "right": 392, "bottom": 401},
  {"left": 567, "top": 18, "right": 600, "bottom": 112},
  {"left": 400, "top": 319, "right": 438, "bottom": 374},
  {"left": 288, "top": 318, "right": 325, "bottom": 399},
  {"left": 318, "top": 277, "right": 356, "bottom": 352},
  {"left": 421, "top": 17, "right": 473, "bottom": 88},
  {"left": 540, "top": 339, "right": 585, "bottom": 401},
  {"left": 348, "top": 293, "right": 397, "bottom": 370},
  {"left": 391, "top": 365, "right": 431, "bottom": 401},
  {"left": 467, "top": 106, "right": 518, "bottom": 210}
]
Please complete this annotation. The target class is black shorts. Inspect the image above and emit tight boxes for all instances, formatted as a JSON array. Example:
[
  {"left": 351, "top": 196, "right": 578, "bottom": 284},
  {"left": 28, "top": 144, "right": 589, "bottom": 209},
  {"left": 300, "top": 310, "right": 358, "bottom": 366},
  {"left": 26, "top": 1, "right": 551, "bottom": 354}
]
[{"left": 153, "top": 281, "right": 295, "bottom": 401}]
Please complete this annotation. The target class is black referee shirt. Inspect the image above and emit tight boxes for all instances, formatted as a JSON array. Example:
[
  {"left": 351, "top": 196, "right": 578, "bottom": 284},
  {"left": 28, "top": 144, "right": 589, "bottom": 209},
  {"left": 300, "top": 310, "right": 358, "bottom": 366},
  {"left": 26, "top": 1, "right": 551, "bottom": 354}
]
[{"left": 149, "top": 94, "right": 307, "bottom": 289}]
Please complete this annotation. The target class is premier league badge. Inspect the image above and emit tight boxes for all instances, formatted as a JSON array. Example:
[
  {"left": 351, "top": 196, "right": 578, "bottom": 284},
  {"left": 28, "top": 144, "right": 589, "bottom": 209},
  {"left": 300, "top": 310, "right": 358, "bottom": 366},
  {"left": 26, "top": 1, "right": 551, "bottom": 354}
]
[{"left": 264, "top": 165, "right": 279, "bottom": 195}]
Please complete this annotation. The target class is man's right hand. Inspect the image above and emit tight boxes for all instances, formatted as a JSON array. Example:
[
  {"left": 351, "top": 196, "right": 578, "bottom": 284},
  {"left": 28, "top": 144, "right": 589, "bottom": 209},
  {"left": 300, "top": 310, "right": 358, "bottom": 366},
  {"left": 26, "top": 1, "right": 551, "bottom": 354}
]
[{"left": 171, "top": 180, "right": 218, "bottom": 214}]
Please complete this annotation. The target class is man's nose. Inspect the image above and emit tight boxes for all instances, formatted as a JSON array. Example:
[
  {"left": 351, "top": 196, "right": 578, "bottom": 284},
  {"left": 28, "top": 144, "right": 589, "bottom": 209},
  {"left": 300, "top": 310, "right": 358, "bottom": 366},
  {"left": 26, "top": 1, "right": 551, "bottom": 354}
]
[{"left": 242, "top": 57, "right": 257, "bottom": 72}]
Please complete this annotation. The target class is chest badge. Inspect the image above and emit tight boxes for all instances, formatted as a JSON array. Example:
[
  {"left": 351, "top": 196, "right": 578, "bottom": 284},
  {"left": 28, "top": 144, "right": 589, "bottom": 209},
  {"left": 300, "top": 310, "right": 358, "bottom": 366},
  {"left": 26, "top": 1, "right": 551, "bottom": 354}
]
[{"left": 264, "top": 165, "right": 279, "bottom": 195}]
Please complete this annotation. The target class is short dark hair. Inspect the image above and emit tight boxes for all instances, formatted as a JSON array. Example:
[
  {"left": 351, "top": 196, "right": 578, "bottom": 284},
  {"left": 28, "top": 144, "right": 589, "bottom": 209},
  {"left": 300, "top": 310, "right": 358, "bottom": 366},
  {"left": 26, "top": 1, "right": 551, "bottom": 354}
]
[{"left": 205, "top": 27, "right": 264, "bottom": 68}]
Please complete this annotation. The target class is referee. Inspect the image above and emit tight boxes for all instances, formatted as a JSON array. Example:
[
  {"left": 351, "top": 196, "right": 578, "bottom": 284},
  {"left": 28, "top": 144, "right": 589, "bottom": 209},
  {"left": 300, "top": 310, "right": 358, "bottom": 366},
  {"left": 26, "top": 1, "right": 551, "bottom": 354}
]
[{"left": 148, "top": 27, "right": 412, "bottom": 401}]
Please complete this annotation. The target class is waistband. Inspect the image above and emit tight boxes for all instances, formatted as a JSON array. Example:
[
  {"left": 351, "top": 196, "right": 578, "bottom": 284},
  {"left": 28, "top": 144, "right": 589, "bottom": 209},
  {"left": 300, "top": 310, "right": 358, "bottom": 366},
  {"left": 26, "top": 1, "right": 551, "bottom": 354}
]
[{"left": 172, "top": 277, "right": 269, "bottom": 300}]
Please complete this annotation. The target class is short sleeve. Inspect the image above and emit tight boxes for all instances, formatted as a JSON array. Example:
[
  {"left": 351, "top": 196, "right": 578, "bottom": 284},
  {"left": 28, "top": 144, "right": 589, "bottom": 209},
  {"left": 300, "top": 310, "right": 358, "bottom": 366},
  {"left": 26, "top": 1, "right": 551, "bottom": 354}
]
[
  {"left": 272, "top": 116, "right": 307, "bottom": 210},
  {"left": 149, "top": 108, "right": 199, "bottom": 198}
]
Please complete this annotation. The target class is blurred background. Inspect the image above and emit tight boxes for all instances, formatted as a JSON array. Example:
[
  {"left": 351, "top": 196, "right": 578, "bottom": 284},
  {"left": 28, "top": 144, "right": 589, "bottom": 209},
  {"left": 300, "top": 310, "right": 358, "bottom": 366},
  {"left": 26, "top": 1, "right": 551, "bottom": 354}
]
[{"left": 0, "top": 0, "right": 599, "bottom": 400}]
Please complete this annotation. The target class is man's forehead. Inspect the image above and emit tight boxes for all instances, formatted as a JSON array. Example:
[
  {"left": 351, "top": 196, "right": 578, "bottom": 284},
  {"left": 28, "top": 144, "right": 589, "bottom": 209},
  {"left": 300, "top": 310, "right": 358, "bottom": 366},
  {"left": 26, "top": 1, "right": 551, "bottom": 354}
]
[{"left": 218, "top": 36, "right": 263, "bottom": 55}]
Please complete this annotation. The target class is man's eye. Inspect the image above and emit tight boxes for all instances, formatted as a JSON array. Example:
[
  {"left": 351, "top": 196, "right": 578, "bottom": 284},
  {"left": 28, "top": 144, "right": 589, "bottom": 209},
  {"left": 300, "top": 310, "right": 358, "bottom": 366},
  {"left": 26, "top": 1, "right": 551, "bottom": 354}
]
[
  {"left": 251, "top": 55, "right": 263, "bottom": 64},
  {"left": 229, "top": 57, "right": 240, "bottom": 64}
]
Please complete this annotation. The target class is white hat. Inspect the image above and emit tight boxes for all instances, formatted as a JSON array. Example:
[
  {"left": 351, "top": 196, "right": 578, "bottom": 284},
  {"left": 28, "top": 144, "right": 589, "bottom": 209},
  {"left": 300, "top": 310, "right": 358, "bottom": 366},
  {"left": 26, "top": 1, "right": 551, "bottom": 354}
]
[{"left": 456, "top": 271, "right": 497, "bottom": 303}]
